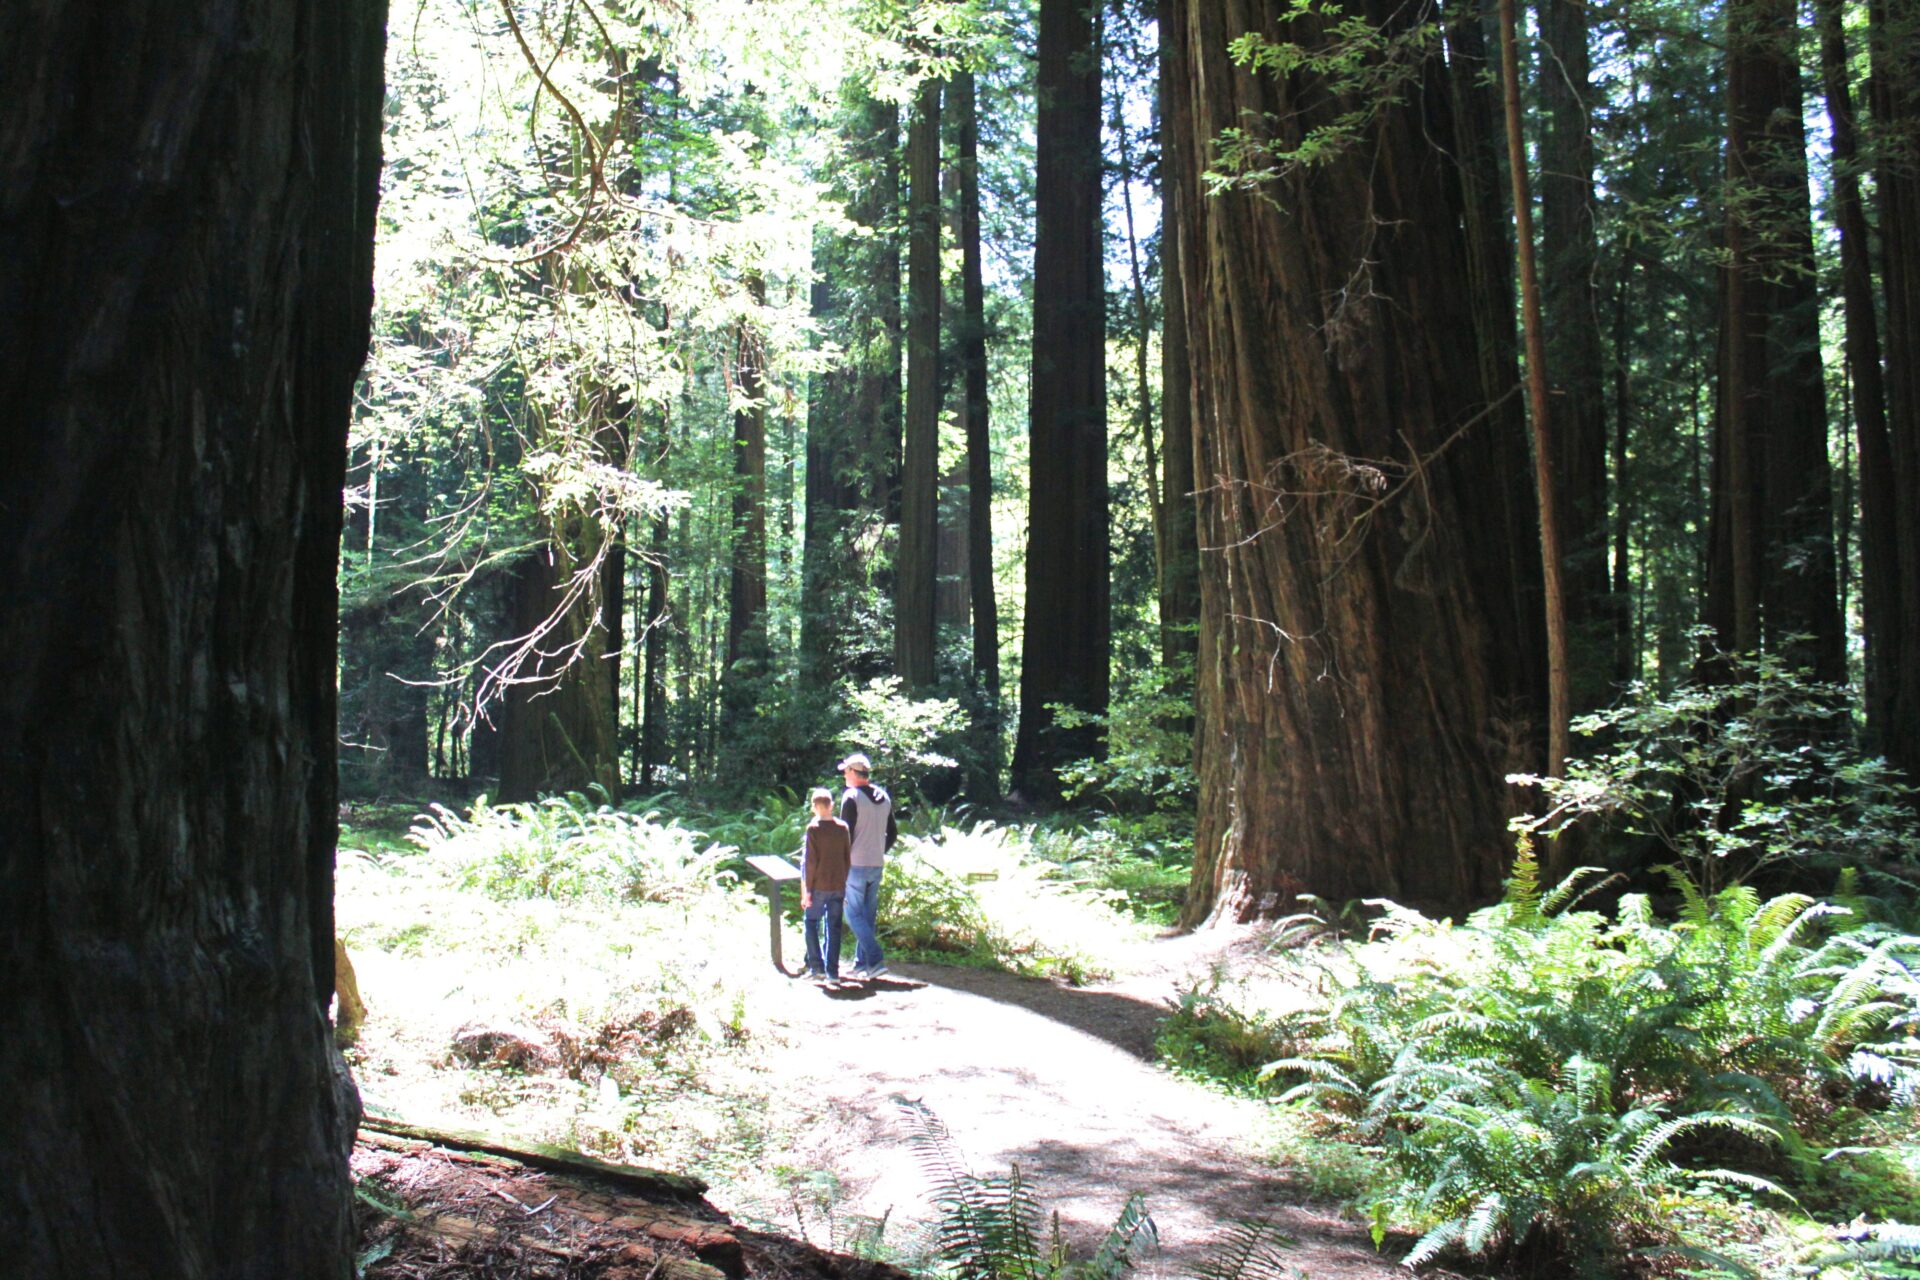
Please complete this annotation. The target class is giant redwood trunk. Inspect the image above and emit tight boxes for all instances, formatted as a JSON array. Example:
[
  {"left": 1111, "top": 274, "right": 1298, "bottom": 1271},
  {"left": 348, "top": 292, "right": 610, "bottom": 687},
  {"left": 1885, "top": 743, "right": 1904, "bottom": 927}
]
[
  {"left": 1173, "top": 0, "right": 1546, "bottom": 922},
  {"left": 0, "top": 1, "right": 385, "bottom": 1275},
  {"left": 1707, "top": 0, "right": 1845, "bottom": 680},
  {"left": 1013, "top": 0, "right": 1110, "bottom": 801}
]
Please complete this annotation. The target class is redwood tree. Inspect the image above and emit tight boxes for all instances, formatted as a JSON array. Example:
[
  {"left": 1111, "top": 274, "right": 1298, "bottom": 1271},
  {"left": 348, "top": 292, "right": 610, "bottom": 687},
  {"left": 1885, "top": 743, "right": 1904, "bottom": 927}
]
[
  {"left": 1013, "top": 0, "right": 1110, "bottom": 801},
  {"left": 1173, "top": 0, "right": 1545, "bottom": 921},
  {"left": 0, "top": 1, "right": 385, "bottom": 1274},
  {"left": 897, "top": 76, "right": 943, "bottom": 690}
]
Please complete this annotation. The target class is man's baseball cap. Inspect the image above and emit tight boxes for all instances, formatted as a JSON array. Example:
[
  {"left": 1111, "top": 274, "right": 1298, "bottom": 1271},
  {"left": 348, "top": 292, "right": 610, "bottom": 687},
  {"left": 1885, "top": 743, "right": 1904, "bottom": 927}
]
[{"left": 836, "top": 752, "right": 872, "bottom": 773}]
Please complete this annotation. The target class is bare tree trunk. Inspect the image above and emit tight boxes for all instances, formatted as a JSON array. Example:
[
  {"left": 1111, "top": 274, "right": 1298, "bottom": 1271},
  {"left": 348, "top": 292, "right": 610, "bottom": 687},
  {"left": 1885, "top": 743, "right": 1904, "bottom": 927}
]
[
  {"left": 1710, "top": 0, "right": 1844, "bottom": 676},
  {"left": 898, "top": 77, "right": 943, "bottom": 690},
  {"left": 1158, "top": 0, "right": 1199, "bottom": 671},
  {"left": 1868, "top": 0, "right": 1920, "bottom": 779},
  {"left": 955, "top": 71, "right": 1000, "bottom": 701},
  {"left": 1535, "top": 0, "right": 1612, "bottom": 711},
  {"left": 725, "top": 277, "right": 770, "bottom": 712},
  {"left": 1174, "top": 0, "right": 1545, "bottom": 922},
  {"left": 1013, "top": 0, "right": 1110, "bottom": 801},
  {"left": 0, "top": 1, "right": 385, "bottom": 1273}
]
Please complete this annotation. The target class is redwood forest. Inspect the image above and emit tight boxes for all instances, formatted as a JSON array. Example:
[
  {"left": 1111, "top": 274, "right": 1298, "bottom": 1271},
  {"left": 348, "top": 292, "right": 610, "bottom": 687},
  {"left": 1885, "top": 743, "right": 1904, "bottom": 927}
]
[{"left": 5, "top": 0, "right": 1920, "bottom": 1277}]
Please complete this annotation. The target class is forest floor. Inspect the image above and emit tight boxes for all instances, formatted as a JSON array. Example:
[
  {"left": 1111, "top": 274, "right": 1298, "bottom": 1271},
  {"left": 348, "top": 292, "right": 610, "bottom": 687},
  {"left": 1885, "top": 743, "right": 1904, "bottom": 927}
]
[{"left": 750, "top": 926, "right": 1436, "bottom": 1280}]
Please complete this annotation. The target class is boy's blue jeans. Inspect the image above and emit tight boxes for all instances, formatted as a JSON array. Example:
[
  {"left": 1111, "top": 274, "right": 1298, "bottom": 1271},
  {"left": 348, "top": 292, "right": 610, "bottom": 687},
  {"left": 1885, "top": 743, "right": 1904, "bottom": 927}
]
[
  {"left": 804, "top": 890, "right": 846, "bottom": 976},
  {"left": 842, "top": 864, "right": 885, "bottom": 972}
]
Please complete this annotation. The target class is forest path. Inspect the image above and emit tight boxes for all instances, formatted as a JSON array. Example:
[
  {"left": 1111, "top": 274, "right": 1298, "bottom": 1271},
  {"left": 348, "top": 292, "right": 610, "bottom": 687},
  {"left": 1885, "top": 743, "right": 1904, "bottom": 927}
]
[{"left": 747, "top": 927, "right": 1417, "bottom": 1280}]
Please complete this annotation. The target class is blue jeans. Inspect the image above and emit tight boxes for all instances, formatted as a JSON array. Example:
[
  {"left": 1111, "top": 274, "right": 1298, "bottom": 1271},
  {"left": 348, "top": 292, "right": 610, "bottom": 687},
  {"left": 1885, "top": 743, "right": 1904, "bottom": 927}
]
[
  {"left": 842, "top": 864, "right": 885, "bottom": 971},
  {"left": 804, "top": 891, "right": 846, "bottom": 975}
]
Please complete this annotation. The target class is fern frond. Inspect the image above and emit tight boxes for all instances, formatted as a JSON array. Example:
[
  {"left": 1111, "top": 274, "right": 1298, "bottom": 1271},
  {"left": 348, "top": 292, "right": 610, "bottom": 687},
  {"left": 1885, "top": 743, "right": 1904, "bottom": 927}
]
[
  {"left": 1076, "top": 1194, "right": 1155, "bottom": 1280},
  {"left": 1402, "top": 1216, "right": 1465, "bottom": 1268},
  {"left": 1540, "top": 866, "right": 1622, "bottom": 917},
  {"left": 1656, "top": 865, "right": 1711, "bottom": 928},
  {"left": 1624, "top": 1112, "right": 1780, "bottom": 1172},
  {"left": 1191, "top": 1218, "right": 1297, "bottom": 1280}
]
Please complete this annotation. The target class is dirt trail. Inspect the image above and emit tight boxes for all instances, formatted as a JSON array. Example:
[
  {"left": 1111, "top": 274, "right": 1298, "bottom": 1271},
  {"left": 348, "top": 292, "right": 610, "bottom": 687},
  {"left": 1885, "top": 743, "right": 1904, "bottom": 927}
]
[{"left": 750, "top": 930, "right": 1421, "bottom": 1280}]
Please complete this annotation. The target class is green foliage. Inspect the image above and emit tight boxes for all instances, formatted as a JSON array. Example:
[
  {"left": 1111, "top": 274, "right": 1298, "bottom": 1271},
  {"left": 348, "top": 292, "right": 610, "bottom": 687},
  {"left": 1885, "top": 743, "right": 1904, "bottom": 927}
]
[
  {"left": 1053, "top": 659, "right": 1196, "bottom": 815},
  {"left": 1512, "top": 651, "right": 1920, "bottom": 890},
  {"left": 1166, "top": 857, "right": 1920, "bottom": 1268},
  {"left": 898, "top": 1097, "right": 1158, "bottom": 1280},
  {"left": 840, "top": 676, "right": 967, "bottom": 806},
  {"left": 410, "top": 791, "right": 734, "bottom": 903},
  {"left": 1208, "top": 1, "right": 1440, "bottom": 188}
]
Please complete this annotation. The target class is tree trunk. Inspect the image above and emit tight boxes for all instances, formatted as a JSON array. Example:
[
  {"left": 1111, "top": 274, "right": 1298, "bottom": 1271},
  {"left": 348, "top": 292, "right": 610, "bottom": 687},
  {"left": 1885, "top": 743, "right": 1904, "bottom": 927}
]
[
  {"left": 1158, "top": 0, "right": 1200, "bottom": 671},
  {"left": 1173, "top": 0, "right": 1546, "bottom": 922},
  {"left": 1535, "top": 0, "right": 1612, "bottom": 711},
  {"left": 725, "top": 278, "right": 770, "bottom": 711},
  {"left": 898, "top": 77, "right": 943, "bottom": 690},
  {"left": 1013, "top": 0, "right": 1110, "bottom": 801},
  {"left": 497, "top": 531, "right": 621, "bottom": 802},
  {"left": 1709, "top": 0, "right": 1844, "bottom": 678},
  {"left": 641, "top": 507, "right": 671, "bottom": 790},
  {"left": 955, "top": 71, "right": 1000, "bottom": 701},
  {"left": 0, "top": 1, "right": 385, "bottom": 1274},
  {"left": 1868, "top": 0, "right": 1920, "bottom": 780}
]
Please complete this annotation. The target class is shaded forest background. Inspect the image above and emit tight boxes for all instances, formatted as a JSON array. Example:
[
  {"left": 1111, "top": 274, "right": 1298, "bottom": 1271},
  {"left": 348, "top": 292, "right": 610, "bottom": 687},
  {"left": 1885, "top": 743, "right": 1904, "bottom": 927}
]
[{"left": 343, "top": 0, "right": 1920, "bottom": 921}]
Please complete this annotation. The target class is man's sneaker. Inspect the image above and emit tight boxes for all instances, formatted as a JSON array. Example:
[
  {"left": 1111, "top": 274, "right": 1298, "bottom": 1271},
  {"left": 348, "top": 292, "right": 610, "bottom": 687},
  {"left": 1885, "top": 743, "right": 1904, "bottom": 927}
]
[
  {"left": 864, "top": 963, "right": 889, "bottom": 979},
  {"left": 805, "top": 970, "right": 829, "bottom": 982},
  {"left": 849, "top": 967, "right": 871, "bottom": 981}
]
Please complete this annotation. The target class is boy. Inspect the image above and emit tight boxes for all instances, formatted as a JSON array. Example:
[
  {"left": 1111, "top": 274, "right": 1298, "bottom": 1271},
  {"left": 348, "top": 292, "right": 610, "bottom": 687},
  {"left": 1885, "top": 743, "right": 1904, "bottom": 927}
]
[{"left": 799, "top": 787, "right": 852, "bottom": 981}]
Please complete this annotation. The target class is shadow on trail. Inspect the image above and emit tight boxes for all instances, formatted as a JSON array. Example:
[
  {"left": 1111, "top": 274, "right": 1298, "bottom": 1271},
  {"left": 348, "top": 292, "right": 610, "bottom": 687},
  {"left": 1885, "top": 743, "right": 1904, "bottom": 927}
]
[{"left": 897, "top": 963, "right": 1172, "bottom": 1060}]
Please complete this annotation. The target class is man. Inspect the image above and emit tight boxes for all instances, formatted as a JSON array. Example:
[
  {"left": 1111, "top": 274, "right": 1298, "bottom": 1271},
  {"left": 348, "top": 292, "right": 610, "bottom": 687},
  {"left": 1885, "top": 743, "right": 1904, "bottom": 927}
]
[{"left": 837, "top": 752, "right": 897, "bottom": 980}]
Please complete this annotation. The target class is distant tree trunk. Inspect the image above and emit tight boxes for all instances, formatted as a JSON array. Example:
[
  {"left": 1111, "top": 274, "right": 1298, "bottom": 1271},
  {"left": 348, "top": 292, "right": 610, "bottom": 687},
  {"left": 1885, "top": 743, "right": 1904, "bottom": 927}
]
[
  {"left": 1868, "top": 0, "right": 1920, "bottom": 779},
  {"left": 1535, "top": 0, "right": 1612, "bottom": 711},
  {"left": 1158, "top": 0, "right": 1199, "bottom": 671},
  {"left": 898, "top": 77, "right": 943, "bottom": 690},
  {"left": 1013, "top": 0, "right": 1110, "bottom": 801},
  {"left": 1709, "top": 0, "right": 1844, "bottom": 677},
  {"left": 0, "top": 1, "right": 385, "bottom": 1274},
  {"left": 1174, "top": 0, "right": 1545, "bottom": 922},
  {"left": 640, "top": 504, "right": 671, "bottom": 790},
  {"left": 497, "top": 526, "right": 621, "bottom": 802},
  {"left": 955, "top": 70, "right": 1000, "bottom": 700},
  {"left": 725, "top": 278, "right": 770, "bottom": 711},
  {"left": 1611, "top": 259, "right": 1637, "bottom": 682}
]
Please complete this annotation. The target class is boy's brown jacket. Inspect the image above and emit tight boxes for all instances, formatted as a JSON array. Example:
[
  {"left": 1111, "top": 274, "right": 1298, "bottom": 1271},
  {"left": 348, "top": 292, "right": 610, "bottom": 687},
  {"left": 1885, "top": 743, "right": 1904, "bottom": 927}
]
[{"left": 801, "top": 816, "right": 852, "bottom": 894}]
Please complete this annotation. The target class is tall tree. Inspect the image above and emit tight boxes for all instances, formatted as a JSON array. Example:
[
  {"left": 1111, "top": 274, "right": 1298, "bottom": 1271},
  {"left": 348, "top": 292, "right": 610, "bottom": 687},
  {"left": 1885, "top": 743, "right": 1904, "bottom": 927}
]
[
  {"left": 1708, "top": 0, "right": 1844, "bottom": 679},
  {"left": 1534, "top": 0, "right": 1612, "bottom": 710},
  {"left": 1174, "top": 0, "right": 1545, "bottom": 921},
  {"left": 0, "top": 0, "right": 385, "bottom": 1272},
  {"left": 898, "top": 76, "right": 943, "bottom": 690},
  {"left": 955, "top": 69, "right": 1000, "bottom": 700},
  {"left": 1013, "top": 0, "right": 1110, "bottom": 801},
  {"left": 725, "top": 276, "right": 771, "bottom": 709},
  {"left": 1158, "top": 0, "right": 1199, "bottom": 671},
  {"left": 801, "top": 94, "right": 901, "bottom": 680},
  {"left": 1868, "top": 0, "right": 1920, "bottom": 778}
]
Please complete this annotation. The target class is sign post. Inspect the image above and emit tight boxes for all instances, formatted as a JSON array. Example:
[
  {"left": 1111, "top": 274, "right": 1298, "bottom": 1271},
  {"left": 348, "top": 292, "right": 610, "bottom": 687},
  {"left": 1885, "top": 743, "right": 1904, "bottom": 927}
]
[{"left": 744, "top": 854, "right": 803, "bottom": 977}]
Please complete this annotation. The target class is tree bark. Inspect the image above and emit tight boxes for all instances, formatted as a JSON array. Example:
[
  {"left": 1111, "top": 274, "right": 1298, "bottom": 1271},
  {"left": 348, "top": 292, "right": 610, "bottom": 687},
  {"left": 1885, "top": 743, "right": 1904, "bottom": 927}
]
[
  {"left": 497, "top": 529, "right": 621, "bottom": 802},
  {"left": 1709, "top": 0, "right": 1845, "bottom": 678},
  {"left": 1868, "top": 0, "right": 1920, "bottom": 779},
  {"left": 898, "top": 77, "right": 943, "bottom": 690},
  {"left": 0, "top": 1, "right": 386, "bottom": 1274},
  {"left": 1158, "top": 0, "right": 1200, "bottom": 671},
  {"left": 1174, "top": 0, "right": 1546, "bottom": 922},
  {"left": 1535, "top": 0, "right": 1613, "bottom": 711},
  {"left": 1013, "top": 0, "right": 1110, "bottom": 801}
]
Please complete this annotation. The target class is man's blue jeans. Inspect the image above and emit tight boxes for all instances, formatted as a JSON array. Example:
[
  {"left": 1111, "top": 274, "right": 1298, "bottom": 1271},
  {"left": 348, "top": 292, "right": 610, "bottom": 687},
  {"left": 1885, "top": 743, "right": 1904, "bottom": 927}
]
[
  {"left": 842, "top": 864, "right": 885, "bottom": 971},
  {"left": 804, "top": 890, "right": 846, "bottom": 976}
]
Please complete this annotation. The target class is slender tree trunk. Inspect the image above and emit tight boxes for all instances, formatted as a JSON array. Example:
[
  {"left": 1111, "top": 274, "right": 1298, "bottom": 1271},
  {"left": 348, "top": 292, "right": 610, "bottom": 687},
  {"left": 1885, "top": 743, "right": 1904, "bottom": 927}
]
[
  {"left": 1611, "top": 259, "right": 1637, "bottom": 683},
  {"left": 1014, "top": 0, "right": 1110, "bottom": 801},
  {"left": 898, "top": 77, "right": 943, "bottom": 690},
  {"left": 955, "top": 71, "right": 1000, "bottom": 701},
  {"left": 1868, "top": 0, "right": 1920, "bottom": 778},
  {"left": 1500, "top": 0, "right": 1573, "bottom": 782},
  {"left": 0, "top": 2, "right": 385, "bottom": 1273},
  {"left": 1175, "top": 0, "right": 1545, "bottom": 922},
  {"left": 1535, "top": 0, "right": 1612, "bottom": 711},
  {"left": 1114, "top": 79, "right": 1162, "bottom": 583},
  {"left": 1710, "top": 0, "right": 1844, "bottom": 676},
  {"left": 641, "top": 501, "right": 670, "bottom": 790},
  {"left": 1158, "top": 0, "right": 1200, "bottom": 671}
]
